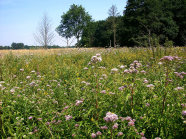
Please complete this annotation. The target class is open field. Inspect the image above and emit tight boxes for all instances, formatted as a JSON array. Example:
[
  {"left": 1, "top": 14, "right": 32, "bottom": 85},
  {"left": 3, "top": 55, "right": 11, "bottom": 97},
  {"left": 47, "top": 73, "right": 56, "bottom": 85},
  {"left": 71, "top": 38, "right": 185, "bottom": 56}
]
[{"left": 0, "top": 47, "right": 186, "bottom": 138}]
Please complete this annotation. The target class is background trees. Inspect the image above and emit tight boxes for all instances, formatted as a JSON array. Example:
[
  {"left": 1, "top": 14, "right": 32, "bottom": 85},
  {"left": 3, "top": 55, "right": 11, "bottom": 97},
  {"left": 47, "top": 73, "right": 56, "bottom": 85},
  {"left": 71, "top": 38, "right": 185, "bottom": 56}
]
[
  {"left": 78, "top": 0, "right": 186, "bottom": 47},
  {"left": 34, "top": 14, "right": 54, "bottom": 49},
  {"left": 11, "top": 43, "right": 24, "bottom": 49},
  {"left": 56, "top": 4, "right": 92, "bottom": 47}
]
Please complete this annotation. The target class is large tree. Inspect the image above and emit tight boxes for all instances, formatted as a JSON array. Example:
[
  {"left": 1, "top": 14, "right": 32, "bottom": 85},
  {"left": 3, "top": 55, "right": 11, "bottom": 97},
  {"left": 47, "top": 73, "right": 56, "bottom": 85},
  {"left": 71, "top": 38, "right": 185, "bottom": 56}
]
[
  {"left": 123, "top": 0, "right": 179, "bottom": 46},
  {"left": 34, "top": 14, "right": 54, "bottom": 49},
  {"left": 57, "top": 4, "right": 91, "bottom": 46}
]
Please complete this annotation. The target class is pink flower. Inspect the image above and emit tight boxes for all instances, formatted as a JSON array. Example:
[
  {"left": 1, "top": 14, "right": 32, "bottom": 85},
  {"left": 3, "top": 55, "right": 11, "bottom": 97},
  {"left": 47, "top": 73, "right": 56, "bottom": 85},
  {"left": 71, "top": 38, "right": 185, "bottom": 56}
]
[
  {"left": 28, "top": 116, "right": 33, "bottom": 120},
  {"left": 140, "top": 70, "right": 146, "bottom": 74},
  {"left": 72, "top": 134, "right": 76, "bottom": 137},
  {"left": 46, "top": 122, "right": 50, "bottom": 125},
  {"left": 143, "top": 79, "right": 148, "bottom": 84},
  {"left": 160, "top": 56, "right": 181, "bottom": 62},
  {"left": 140, "top": 132, "right": 144, "bottom": 136},
  {"left": 65, "top": 115, "right": 73, "bottom": 121},
  {"left": 100, "top": 125, "right": 108, "bottom": 130},
  {"left": 75, "top": 100, "right": 83, "bottom": 106},
  {"left": 96, "top": 131, "right": 102, "bottom": 136},
  {"left": 146, "top": 103, "right": 150, "bottom": 107},
  {"left": 146, "top": 84, "right": 155, "bottom": 88},
  {"left": 75, "top": 124, "right": 79, "bottom": 127},
  {"left": 128, "top": 121, "right": 135, "bottom": 126},
  {"left": 181, "top": 103, "right": 186, "bottom": 108},
  {"left": 112, "top": 123, "right": 118, "bottom": 129},
  {"left": 174, "top": 87, "right": 184, "bottom": 91},
  {"left": 104, "top": 112, "right": 118, "bottom": 122},
  {"left": 91, "top": 133, "right": 97, "bottom": 138},
  {"left": 117, "top": 132, "right": 123, "bottom": 136},
  {"left": 100, "top": 90, "right": 106, "bottom": 94},
  {"left": 124, "top": 69, "right": 129, "bottom": 73},
  {"left": 91, "top": 54, "right": 102, "bottom": 63},
  {"left": 125, "top": 116, "right": 132, "bottom": 121},
  {"left": 182, "top": 110, "right": 186, "bottom": 117}
]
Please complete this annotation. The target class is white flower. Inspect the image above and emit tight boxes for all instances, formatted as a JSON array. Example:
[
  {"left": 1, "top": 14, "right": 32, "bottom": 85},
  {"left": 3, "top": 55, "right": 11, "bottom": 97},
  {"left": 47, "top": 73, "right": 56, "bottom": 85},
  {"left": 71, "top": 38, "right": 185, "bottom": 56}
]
[
  {"left": 174, "top": 87, "right": 184, "bottom": 91},
  {"left": 111, "top": 68, "right": 118, "bottom": 73},
  {"left": 120, "top": 65, "right": 126, "bottom": 69}
]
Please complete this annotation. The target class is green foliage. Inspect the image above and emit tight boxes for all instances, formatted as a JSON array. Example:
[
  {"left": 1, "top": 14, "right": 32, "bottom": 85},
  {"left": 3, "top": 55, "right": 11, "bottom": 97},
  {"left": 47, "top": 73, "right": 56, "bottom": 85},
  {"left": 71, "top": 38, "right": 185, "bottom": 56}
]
[
  {"left": 78, "top": 0, "right": 185, "bottom": 47},
  {"left": 56, "top": 4, "right": 92, "bottom": 45},
  {"left": 11, "top": 43, "right": 24, "bottom": 49},
  {"left": 0, "top": 48, "right": 185, "bottom": 138}
]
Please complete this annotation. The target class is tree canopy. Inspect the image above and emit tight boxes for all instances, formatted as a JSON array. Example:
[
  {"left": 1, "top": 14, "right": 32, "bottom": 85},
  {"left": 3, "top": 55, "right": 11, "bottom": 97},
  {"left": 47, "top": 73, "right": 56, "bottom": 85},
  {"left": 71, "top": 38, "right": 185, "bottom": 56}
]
[
  {"left": 56, "top": 4, "right": 92, "bottom": 46},
  {"left": 77, "top": 0, "right": 186, "bottom": 47}
]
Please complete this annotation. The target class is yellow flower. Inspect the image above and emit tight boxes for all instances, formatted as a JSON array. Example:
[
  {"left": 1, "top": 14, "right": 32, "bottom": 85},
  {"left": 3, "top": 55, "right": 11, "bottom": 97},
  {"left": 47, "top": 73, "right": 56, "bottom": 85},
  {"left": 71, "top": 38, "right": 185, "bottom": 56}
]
[{"left": 91, "top": 117, "right": 94, "bottom": 122}]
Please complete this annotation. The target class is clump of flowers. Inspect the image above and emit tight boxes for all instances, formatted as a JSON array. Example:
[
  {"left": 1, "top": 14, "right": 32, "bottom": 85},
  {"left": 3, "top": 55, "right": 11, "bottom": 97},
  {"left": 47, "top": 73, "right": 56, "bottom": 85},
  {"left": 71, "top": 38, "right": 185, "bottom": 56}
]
[
  {"left": 160, "top": 56, "right": 181, "bottom": 62},
  {"left": 91, "top": 133, "right": 97, "bottom": 138},
  {"left": 117, "top": 132, "right": 123, "bottom": 136},
  {"left": 146, "top": 84, "right": 155, "bottom": 89},
  {"left": 90, "top": 53, "right": 102, "bottom": 64},
  {"left": 104, "top": 112, "right": 118, "bottom": 122},
  {"left": 174, "top": 87, "right": 184, "bottom": 91},
  {"left": 75, "top": 99, "right": 83, "bottom": 106},
  {"left": 174, "top": 72, "right": 185, "bottom": 79},
  {"left": 111, "top": 68, "right": 118, "bottom": 73},
  {"left": 100, "top": 125, "right": 108, "bottom": 130},
  {"left": 65, "top": 115, "right": 73, "bottom": 121}
]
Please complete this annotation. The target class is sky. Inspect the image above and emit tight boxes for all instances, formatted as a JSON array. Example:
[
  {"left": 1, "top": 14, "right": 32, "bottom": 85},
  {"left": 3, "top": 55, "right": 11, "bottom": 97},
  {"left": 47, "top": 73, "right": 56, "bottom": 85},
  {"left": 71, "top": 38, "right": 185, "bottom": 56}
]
[{"left": 0, "top": 0, "right": 127, "bottom": 46}]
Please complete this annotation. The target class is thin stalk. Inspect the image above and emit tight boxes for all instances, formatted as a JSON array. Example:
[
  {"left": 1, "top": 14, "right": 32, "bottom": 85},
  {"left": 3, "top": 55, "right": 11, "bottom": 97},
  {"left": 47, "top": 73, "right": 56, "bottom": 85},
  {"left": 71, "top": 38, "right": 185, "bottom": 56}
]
[{"left": 162, "top": 67, "right": 169, "bottom": 113}]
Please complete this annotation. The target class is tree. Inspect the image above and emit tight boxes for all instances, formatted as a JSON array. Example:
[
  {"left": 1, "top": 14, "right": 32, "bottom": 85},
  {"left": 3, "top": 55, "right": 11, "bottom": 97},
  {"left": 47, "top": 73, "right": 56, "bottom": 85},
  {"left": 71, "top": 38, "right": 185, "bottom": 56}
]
[
  {"left": 123, "top": 0, "right": 179, "bottom": 46},
  {"left": 11, "top": 42, "right": 24, "bottom": 49},
  {"left": 79, "top": 21, "right": 98, "bottom": 47},
  {"left": 34, "top": 14, "right": 54, "bottom": 49},
  {"left": 57, "top": 4, "right": 91, "bottom": 47},
  {"left": 108, "top": 5, "right": 119, "bottom": 47}
]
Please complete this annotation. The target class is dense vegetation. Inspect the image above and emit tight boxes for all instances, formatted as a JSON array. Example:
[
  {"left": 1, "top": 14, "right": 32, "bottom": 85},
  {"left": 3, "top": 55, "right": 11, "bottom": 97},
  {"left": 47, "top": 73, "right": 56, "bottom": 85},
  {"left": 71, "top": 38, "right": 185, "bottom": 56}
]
[
  {"left": 79, "top": 0, "right": 186, "bottom": 47},
  {"left": 0, "top": 47, "right": 185, "bottom": 138}
]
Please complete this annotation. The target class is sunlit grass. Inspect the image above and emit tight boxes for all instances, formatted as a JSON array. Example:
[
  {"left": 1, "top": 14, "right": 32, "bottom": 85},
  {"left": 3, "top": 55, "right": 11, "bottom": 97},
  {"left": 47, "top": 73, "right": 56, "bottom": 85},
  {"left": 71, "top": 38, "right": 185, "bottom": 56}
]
[{"left": 0, "top": 47, "right": 185, "bottom": 138}]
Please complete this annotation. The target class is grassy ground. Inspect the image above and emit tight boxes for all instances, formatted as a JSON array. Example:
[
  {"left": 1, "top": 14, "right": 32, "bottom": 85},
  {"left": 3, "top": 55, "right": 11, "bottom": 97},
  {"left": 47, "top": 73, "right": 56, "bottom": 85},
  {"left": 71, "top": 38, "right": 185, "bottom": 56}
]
[{"left": 0, "top": 47, "right": 185, "bottom": 138}]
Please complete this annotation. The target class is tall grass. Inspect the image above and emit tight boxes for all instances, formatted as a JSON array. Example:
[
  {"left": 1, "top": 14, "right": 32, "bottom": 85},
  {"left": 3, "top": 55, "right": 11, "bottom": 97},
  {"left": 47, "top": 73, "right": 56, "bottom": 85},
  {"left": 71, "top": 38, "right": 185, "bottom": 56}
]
[{"left": 0, "top": 47, "right": 185, "bottom": 138}]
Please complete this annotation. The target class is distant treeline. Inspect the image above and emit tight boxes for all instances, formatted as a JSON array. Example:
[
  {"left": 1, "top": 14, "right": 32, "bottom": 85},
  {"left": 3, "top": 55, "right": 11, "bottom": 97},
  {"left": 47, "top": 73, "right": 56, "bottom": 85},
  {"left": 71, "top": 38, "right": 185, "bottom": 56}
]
[
  {"left": 0, "top": 43, "right": 75, "bottom": 50},
  {"left": 56, "top": 0, "right": 185, "bottom": 47},
  {"left": 78, "top": 0, "right": 186, "bottom": 47}
]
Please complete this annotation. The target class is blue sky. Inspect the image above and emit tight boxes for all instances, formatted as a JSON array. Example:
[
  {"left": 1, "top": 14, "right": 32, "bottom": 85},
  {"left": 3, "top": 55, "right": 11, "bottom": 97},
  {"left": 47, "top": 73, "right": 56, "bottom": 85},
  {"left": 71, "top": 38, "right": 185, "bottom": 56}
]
[{"left": 0, "top": 0, "right": 127, "bottom": 46}]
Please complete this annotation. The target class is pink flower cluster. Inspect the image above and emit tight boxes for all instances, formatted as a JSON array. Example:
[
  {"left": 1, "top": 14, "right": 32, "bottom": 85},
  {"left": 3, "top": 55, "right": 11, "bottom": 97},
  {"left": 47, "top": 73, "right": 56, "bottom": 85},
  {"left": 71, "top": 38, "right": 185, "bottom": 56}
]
[
  {"left": 124, "top": 60, "right": 142, "bottom": 74},
  {"left": 120, "top": 116, "right": 136, "bottom": 126},
  {"left": 65, "top": 115, "right": 73, "bottom": 121},
  {"left": 103, "top": 112, "right": 118, "bottom": 122},
  {"left": 75, "top": 99, "right": 83, "bottom": 106},
  {"left": 174, "top": 72, "right": 185, "bottom": 79},
  {"left": 90, "top": 53, "right": 102, "bottom": 64},
  {"left": 174, "top": 87, "right": 184, "bottom": 91},
  {"left": 160, "top": 56, "right": 181, "bottom": 62},
  {"left": 91, "top": 131, "right": 102, "bottom": 138},
  {"left": 100, "top": 125, "right": 108, "bottom": 130}
]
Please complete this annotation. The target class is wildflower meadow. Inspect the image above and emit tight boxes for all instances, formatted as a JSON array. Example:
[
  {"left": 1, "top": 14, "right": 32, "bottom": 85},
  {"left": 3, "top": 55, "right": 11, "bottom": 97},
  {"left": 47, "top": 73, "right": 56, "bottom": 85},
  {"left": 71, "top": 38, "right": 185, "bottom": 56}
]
[{"left": 0, "top": 47, "right": 185, "bottom": 139}]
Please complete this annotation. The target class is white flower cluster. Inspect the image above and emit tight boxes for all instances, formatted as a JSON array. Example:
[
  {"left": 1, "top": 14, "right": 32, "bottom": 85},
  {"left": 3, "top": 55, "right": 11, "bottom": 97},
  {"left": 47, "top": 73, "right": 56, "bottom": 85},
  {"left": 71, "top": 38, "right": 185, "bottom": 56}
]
[{"left": 89, "top": 53, "right": 102, "bottom": 64}]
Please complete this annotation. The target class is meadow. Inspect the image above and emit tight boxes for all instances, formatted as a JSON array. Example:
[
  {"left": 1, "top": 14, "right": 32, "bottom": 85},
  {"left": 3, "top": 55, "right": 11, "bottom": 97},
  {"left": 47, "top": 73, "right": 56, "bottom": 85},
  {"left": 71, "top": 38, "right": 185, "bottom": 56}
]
[{"left": 0, "top": 47, "right": 185, "bottom": 139}]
